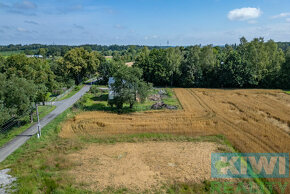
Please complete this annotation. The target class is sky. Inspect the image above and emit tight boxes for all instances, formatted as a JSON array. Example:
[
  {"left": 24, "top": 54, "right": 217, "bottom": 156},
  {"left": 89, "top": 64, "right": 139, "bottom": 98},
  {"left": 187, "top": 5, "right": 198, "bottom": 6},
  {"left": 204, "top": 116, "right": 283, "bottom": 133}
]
[{"left": 0, "top": 0, "right": 289, "bottom": 46}]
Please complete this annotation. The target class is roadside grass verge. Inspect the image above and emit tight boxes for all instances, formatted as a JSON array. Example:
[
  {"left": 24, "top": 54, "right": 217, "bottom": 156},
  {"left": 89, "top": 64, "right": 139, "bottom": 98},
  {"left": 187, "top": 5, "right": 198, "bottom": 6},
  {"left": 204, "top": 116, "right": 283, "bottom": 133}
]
[
  {"left": 0, "top": 108, "right": 92, "bottom": 193},
  {"left": 0, "top": 105, "right": 56, "bottom": 148},
  {"left": 57, "top": 85, "right": 84, "bottom": 101},
  {"left": 75, "top": 87, "right": 181, "bottom": 113}
]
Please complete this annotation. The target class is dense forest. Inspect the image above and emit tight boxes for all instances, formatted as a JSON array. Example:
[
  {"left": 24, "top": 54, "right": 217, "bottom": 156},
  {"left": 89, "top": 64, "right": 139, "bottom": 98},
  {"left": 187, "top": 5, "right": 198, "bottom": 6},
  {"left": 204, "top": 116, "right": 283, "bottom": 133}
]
[
  {"left": 0, "top": 37, "right": 290, "bottom": 127},
  {"left": 0, "top": 41, "right": 289, "bottom": 58},
  {"left": 133, "top": 37, "right": 290, "bottom": 89}
]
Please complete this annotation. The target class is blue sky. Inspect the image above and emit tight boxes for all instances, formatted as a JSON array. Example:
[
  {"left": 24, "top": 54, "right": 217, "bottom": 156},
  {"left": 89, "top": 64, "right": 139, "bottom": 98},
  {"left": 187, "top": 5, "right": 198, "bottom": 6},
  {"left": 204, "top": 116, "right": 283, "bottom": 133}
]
[{"left": 0, "top": 0, "right": 289, "bottom": 45}]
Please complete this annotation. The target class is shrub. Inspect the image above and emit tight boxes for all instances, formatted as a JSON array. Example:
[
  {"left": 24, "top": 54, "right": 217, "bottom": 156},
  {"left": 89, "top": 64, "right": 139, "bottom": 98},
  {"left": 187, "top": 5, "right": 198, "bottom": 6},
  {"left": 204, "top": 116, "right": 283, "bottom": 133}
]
[{"left": 89, "top": 85, "right": 99, "bottom": 95}]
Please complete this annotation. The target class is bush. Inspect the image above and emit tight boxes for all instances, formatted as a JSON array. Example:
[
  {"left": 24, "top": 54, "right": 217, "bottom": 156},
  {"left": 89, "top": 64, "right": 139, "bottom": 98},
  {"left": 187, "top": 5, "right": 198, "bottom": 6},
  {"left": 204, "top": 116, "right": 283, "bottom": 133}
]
[
  {"left": 74, "top": 85, "right": 81, "bottom": 91},
  {"left": 89, "top": 85, "right": 99, "bottom": 95}
]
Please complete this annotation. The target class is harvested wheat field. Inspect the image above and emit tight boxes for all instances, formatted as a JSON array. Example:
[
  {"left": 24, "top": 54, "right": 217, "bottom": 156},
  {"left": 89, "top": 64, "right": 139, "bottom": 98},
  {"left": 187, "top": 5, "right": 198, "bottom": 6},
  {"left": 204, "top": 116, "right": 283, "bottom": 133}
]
[
  {"left": 67, "top": 141, "right": 228, "bottom": 192},
  {"left": 61, "top": 88, "right": 290, "bottom": 154},
  {"left": 61, "top": 88, "right": 290, "bottom": 191}
]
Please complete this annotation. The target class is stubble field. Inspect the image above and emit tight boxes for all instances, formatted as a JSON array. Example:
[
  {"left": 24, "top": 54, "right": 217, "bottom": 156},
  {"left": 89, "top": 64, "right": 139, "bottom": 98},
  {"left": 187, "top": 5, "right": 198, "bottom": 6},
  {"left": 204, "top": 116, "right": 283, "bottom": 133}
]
[
  {"left": 61, "top": 88, "right": 290, "bottom": 154},
  {"left": 60, "top": 88, "right": 290, "bottom": 192}
]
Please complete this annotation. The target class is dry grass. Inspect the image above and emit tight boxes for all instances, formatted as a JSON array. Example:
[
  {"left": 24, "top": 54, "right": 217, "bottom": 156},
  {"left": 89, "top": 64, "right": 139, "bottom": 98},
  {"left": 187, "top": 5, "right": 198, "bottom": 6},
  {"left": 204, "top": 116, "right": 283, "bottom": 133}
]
[
  {"left": 67, "top": 141, "right": 226, "bottom": 192},
  {"left": 61, "top": 88, "right": 290, "bottom": 192},
  {"left": 61, "top": 88, "right": 290, "bottom": 154}
]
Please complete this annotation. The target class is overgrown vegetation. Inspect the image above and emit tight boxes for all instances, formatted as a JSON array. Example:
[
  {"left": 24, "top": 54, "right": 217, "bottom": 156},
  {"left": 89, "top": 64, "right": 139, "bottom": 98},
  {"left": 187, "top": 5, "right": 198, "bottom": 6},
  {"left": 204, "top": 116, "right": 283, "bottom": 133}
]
[
  {"left": 0, "top": 105, "right": 56, "bottom": 148},
  {"left": 0, "top": 108, "right": 89, "bottom": 193},
  {"left": 74, "top": 86, "right": 180, "bottom": 113},
  {"left": 108, "top": 65, "right": 152, "bottom": 110}
]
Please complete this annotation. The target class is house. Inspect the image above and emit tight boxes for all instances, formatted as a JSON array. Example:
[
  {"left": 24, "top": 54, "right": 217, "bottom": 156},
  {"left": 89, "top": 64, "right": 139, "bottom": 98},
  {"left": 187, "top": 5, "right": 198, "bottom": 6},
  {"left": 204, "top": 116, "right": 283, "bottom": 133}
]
[
  {"left": 125, "top": 62, "right": 134, "bottom": 67},
  {"left": 108, "top": 77, "right": 115, "bottom": 100},
  {"left": 26, "top": 55, "right": 43, "bottom": 58}
]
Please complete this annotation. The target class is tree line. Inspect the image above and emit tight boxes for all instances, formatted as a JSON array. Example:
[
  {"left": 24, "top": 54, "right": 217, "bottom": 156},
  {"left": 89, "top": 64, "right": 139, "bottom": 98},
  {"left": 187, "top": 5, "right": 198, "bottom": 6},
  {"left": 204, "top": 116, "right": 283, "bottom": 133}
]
[
  {"left": 133, "top": 38, "right": 290, "bottom": 89},
  {"left": 0, "top": 44, "right": 170, "bottom": 59}
]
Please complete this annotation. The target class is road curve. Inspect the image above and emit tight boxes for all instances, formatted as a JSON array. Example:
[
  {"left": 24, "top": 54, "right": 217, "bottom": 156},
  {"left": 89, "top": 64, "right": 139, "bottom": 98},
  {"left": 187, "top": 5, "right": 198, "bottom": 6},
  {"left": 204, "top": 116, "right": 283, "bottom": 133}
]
[{"left": 0, "top": 85, "right": 91, "bottom": 163}]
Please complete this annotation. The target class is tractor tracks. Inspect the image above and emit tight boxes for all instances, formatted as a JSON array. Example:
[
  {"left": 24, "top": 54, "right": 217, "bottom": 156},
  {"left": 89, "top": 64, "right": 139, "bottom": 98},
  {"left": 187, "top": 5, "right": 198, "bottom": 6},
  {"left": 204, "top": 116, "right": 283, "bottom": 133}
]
[{"left": 187, "top": 89, "right": 281, "bottom": 153}]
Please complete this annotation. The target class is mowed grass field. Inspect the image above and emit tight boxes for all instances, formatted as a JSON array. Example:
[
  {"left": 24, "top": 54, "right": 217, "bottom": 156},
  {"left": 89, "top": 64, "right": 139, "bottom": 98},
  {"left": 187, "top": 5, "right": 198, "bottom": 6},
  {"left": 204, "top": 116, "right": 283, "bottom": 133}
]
[{"left": 1, "top": 88, "right": 289, "bottom": 193}]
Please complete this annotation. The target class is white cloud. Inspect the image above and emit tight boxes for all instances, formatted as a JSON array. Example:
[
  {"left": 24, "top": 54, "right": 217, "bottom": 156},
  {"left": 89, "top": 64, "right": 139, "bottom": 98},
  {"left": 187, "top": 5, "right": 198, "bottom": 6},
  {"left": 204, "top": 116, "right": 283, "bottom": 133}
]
[
  {"left": 272, "top": 12, "right": 290, "bottom": 19},
  {"left": 17, "top": 27, "right": 28, "bottom": 32},
  {"left": 286, "top": 18, "right": 290, "bottom": 22},
  {"left": 228, "top": 7, "right": 262, "bottom": 21}
]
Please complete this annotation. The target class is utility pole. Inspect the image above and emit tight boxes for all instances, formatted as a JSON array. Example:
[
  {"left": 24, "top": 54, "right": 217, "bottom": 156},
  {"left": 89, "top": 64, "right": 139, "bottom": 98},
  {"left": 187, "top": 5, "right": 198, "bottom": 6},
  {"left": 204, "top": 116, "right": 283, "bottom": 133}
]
[{"left": 36, "top": 104, "right": 41, "bottom": 138}]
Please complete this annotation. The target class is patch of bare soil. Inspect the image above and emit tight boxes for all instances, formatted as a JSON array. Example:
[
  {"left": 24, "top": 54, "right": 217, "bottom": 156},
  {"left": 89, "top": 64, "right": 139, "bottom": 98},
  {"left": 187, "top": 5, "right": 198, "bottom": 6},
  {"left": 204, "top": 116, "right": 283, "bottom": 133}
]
[{"left": 67, "top": 142, "right": 224, "bottom": 192}]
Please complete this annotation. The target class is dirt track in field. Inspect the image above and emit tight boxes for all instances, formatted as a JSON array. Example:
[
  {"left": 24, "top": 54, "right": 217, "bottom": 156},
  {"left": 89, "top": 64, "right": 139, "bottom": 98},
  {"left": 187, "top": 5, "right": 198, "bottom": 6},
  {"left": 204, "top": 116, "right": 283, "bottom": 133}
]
[{"left": 61, "top": 88, "right": 290, "bottom": 192}]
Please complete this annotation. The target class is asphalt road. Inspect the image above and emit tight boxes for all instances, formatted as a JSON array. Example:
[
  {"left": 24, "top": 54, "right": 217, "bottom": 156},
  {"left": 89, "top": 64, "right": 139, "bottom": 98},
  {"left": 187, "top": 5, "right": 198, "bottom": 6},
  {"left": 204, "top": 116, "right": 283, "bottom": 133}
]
[{"left": 0, "top": 85, "right": 91, "bottom": 163}]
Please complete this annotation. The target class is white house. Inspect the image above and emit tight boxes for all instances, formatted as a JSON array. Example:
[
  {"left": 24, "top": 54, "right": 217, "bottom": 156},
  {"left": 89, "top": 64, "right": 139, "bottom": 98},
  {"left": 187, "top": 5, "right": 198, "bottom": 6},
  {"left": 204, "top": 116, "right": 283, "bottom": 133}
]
[{"left": 108, "top": 77, "right": 115, "bottom": 100}]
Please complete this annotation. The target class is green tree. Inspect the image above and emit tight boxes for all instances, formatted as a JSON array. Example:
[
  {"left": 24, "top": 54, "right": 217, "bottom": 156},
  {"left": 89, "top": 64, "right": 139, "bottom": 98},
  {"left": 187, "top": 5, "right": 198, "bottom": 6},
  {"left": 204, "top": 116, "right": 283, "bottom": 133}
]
[
  {"left": 280, "top": 47, "right": 290, "bottom": 89},
  {"left": 0, "top": 73, "right": 11, "bottom": 126},
  {"left": 0, "top": 55, "right": 5, "bottom": 73},
  {"left": 3, "top": 76, "right": 37, "bottom": 117},
  {"left": 218, "top": 50, "right": 250, "bottom": 87},
  {"left": 110, "top": 66, "right": 151, "bottom": 110},
  {"left": 134, "top": 48, "right": 168, "bottom": 86},
  {"left": 38, "top": 48, "right": 47, "bottom": 57},
  {"left": 3, "top": 54, "right": 57, "bottom": 91},
  {"left": 98, "top": 60, "right": 119, "bottom": 84},
  {"left": 179, "top": 46, "right": 202, "bottom": 87},
  {"left": 199, "top": 45, "right": 217, "bottom": 87},
  {"left": 61, "top": 47, "right": 100, "bottom": 85},
  {"left": 165, "top": 47, "right": 183, "bottom": 86},
  {"left": 36, "top": 84, "right": 51, "bottom": 105}
]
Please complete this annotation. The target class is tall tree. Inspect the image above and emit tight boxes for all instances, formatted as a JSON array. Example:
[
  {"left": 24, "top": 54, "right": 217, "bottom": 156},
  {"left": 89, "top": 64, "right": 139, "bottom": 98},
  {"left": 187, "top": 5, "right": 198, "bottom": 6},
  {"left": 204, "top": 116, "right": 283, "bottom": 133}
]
[
  {"left": 109, "top": 66, "right": 151, "bottom": 110},
  {"left": 218, "top": 49, "right": 250, "bottom": 87},
  {"left": 179, "top": 46, "right": 202, "bottom": 87},
  {"left": 165, "top": 47, "right": 183, "bottom": 86},
  {"left": 61, "top": 47, "right": 100, "bottom": 85},
  {"left": 280, "top": 47, "right": 290, "bottom": 89},
  {"left": 2, "top": 76, "right": 37, "bottom": 117}
]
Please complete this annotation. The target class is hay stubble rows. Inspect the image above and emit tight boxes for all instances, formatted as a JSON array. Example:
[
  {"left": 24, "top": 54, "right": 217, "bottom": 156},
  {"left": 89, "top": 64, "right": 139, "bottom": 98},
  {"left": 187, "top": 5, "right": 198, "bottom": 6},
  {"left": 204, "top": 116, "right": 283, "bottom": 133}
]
[
  {"left": 60, "top": 88, "right": 290, "bottom": 192},
  {"left": 61, "top": 88, "right": 290, "bottom": 154}
]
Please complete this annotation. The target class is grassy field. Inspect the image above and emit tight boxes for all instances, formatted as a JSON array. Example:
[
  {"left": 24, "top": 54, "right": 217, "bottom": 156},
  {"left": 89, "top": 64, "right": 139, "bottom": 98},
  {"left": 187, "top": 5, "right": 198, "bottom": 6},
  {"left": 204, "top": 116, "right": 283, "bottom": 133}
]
[
  {"left": 0, "top": 50, "right": 38, "bottom": 57},
  {"left": 75, "top": 87, "right": 181, "bottom": 113},
  {"left": 285, "top": 90, "right": 290, "bottom": 94},
  {"left": 0, "top": 50, "right": 24, "bottom": 56},
  {"left": 0, "top": 105, "right": 56, "bottom": 148}
]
